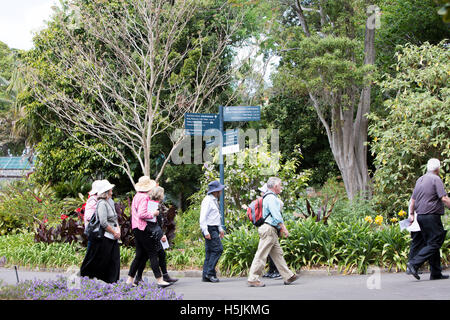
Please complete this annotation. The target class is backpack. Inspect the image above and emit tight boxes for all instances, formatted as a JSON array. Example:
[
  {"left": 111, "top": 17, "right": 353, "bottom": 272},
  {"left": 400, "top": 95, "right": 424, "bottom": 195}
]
[
  {"left": 246, "top": 193, "right": 272, "bottom": 226},
  {"left": 84, "top": 200, "right": 106, "bottom": 240}
]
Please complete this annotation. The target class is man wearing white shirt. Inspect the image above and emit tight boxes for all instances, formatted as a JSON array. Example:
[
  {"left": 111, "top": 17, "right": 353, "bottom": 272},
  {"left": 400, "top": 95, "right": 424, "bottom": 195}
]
[{"left": 200, "top": 180, "right": 225, "bottom": 283}]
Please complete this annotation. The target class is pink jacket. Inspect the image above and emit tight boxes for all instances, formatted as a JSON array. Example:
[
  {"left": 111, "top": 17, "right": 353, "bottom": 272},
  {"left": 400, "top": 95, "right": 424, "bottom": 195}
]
[
  {"left": 131, "top": 192, "right": 156, "bottom": 231},
  {"left": 84, "top": 195, "right": 98, "bottom": 228}
]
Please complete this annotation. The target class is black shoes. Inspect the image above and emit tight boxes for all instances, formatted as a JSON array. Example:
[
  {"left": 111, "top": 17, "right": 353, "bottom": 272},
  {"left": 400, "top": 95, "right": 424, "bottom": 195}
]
[
  {"left": 202, "top": 275, "right": 220, "bottom": 283},
  {"left": 270, "top": 272, "right": 282, "bottom": 279},
  {"left": 406, "top": 262, "right": 420, "bottom": 280},
  {"left": 163, "top": 273, "right": 179, "bottom": 283},
  {"left": 430, "top": 274, "right": 449, "bottom": 280},
  {"left": 263, "top": 271, "right": 282, "bottom": 279}
]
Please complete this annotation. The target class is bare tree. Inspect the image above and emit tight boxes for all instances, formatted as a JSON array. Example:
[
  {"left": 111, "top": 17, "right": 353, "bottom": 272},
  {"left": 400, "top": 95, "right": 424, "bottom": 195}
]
[{"left": 27, "top": 0, "right": 250, "bottom": 186}]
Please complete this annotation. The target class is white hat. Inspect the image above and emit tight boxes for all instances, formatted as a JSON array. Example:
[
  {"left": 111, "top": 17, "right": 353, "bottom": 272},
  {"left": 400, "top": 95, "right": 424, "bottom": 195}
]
[
  {"left": 135, "top": 176, "right": 157, "bottom": 192},
  {"left": 427, "top": 158, "right": 440, "bottom": 172},
  {"left": 88, "top": 180, "right": 103, "bottom": 195},
  {"left": 258, "top": 183, "right": 268, "bottom": 193},
  {"left": 96, "top": 179, "right": 115, "bottom": 195}
]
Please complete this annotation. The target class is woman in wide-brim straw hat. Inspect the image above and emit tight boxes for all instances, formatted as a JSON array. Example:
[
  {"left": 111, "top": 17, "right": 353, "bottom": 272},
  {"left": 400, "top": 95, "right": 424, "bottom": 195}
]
[
  {"left": 126, "top": 176, "right": 172, "bottom": 288},
  {"left": 80, "top": 179, "right": 121, "bottom": 284}
]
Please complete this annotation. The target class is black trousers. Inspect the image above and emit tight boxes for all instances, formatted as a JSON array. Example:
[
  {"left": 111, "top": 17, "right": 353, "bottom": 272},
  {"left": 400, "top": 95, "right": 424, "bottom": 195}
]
[
  {"left": 409, "top": 214, "right": 447, "bottom": 277},
  {"left": 80, "top": 236, "right": 120, "bottom": 284},
  {"left": 268, "top": 255, "right": 279, "bottom": 273},
  {"left": 129, "top": 226, "right": 164, "bottom": 279},
  {"left": 203, "top": 226, "right": 223, "bottom": 278},
  {"left": 135, "top": 247, "right": 168, "bottom": 281},
  {"left": 409, "top": 231, "right": 426, "bottom": 261}
]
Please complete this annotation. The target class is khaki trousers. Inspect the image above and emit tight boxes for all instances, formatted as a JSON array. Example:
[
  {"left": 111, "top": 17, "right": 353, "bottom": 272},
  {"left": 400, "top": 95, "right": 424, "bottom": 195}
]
[{"left": 248, "top": 223, "right": 294, "bottom": 282}]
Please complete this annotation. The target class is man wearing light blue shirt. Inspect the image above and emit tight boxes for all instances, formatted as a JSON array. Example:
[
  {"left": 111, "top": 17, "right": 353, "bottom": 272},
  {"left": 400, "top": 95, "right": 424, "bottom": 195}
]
[{"left": 247, "top": 177, "right": 298, "bottom": 287}]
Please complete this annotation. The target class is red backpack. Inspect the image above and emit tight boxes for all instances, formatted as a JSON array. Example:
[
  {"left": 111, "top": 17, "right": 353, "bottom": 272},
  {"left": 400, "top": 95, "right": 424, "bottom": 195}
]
[{"left": 246, "top": 193, "right": 272, "bottom": 226}]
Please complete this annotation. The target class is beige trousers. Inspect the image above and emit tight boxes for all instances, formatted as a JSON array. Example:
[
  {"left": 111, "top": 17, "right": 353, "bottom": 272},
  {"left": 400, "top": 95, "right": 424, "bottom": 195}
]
[{"left": 247, "top": 223, "right": 294, "bottom": 282}]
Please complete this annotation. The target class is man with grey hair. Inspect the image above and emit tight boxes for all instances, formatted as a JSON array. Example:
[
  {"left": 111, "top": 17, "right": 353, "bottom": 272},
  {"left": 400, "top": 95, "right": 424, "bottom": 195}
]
[
  {"left": 406, "top": 158, "right": 450, "bottom": 280},
  {"left": 247, "top": 177, "right": 298, "bottom": 287}
]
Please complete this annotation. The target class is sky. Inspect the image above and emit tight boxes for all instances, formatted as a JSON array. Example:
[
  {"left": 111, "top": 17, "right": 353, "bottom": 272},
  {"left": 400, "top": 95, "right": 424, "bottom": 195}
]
[
  {"left": 0, "top": 0, "right": 57, "bottom": 50},
  {"left": 0, "top": 0, "right": 278, "bottom": 83}
]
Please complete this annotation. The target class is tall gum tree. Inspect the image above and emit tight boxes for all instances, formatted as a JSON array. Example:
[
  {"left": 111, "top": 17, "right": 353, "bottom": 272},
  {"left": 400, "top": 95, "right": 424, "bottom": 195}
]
[{"left": 269, "top": 0, "right": 377, "bottom": 200}]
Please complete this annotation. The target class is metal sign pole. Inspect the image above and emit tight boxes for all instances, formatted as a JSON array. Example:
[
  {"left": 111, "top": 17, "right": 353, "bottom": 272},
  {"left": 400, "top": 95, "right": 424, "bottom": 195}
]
[{"left": 219, "top": 105, "right": 225, "bottom": 231}]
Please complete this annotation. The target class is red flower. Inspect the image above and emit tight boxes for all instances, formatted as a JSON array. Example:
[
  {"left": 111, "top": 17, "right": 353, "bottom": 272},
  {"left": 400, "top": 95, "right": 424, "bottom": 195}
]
[
  {"left": 61, "top": 214, "right": 68, "bottom": 220},
  {"left": 75, "top": 207, "right": 82, "bottom": 213},
  {"left": 43, "top": 218, "right": 48, "bottom": 224}
]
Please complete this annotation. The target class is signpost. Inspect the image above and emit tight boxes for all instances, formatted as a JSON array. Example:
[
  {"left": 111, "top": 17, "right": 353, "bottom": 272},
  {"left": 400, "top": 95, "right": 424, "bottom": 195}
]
[
  {"left": 184, "top": 113, "right": 220, "bottom": 136},
  {"left": 185, "top": 105, "right": 261, "bottom": 230}
]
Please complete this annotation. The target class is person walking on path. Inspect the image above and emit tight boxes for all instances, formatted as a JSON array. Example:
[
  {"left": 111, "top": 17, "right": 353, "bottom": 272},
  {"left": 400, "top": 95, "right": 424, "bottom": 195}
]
[
  {"left": 247, "top": 177, "right": 298, "bottom": 287},
  {"left": 258, "top": 184, "right": 281, "bottom": 280},
  {"left": 406, "top": 158, "right": 450, "bottom": 280},
  {"left": 134, "top": 186, "right": 178, "bottom": 286},
  {"left": 126, "top": 176, "right": 171, "bottom": 288},
  {"left": 200, "top": 180, "right": 225, "bottom": 283},
  {"left": 80, "top": 180, "right": 121, "bottom": 284}
]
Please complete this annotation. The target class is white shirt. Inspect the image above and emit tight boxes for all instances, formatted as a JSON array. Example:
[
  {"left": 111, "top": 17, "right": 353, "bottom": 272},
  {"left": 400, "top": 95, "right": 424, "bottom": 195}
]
[{"left": 199, "top": 194, "right": 223, "bottom": 236}]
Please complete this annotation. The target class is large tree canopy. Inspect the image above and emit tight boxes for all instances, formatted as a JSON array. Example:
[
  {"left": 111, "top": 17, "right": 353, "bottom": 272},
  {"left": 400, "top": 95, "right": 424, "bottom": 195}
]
[
  {"left": 24, "top": 0, "right": 259, "bottom": 187},
  {"left": 265, "top": 0, "right": 376, "bottom": 200}
]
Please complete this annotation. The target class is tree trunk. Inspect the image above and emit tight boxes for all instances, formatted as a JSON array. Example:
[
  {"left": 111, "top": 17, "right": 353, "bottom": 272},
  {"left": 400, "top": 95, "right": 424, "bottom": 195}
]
[{"left": 307, "top": 14, "right": 375, "bottom": 201}]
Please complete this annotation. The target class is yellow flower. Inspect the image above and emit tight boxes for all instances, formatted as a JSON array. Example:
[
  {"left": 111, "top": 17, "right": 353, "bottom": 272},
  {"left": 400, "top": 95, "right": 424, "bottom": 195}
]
[
  {"left": 398, "top": 210, "right": 406, "bottom": 217},
  {"left": 390, "top": 217, "right": 398, "bottom": 223},
  {"left": 364, "top": 216, "right": 373, "bottom": 223},
  {"left": 375, "top": 215, "right": 383, "bottom": 225}
]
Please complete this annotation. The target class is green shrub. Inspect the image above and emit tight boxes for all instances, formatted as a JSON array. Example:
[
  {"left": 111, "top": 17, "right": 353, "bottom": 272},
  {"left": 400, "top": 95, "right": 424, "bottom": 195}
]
[
  {"left": 218, "top": 214, "right": 450, "bottom": 276},
  {"left": 0, "top": 180, "right": 65, "bottom": 235},
  {"left": 220, "top": 226, "right": 259, "bottom": 276},
  {"left": 0, "top": 232, "right": 137, "bottom": 269}
]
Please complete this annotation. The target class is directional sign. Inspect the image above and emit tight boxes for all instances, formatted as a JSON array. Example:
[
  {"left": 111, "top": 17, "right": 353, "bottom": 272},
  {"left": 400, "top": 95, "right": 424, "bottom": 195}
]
[
  {"left": 205, "top": 129, "right": 239, "bottom": 147},
  {"left": 223, "top": 106, "right": 260, "bottom": 122},
  {"left": 185, "top": 113, "right": 220, "bottom": 136},
  {"left": 223, "top": 129, "right": 239, "bottom": 147}
]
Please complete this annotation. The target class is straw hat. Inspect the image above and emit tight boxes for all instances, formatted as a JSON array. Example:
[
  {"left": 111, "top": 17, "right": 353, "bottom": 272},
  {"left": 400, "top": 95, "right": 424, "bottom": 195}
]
[
  {"left": 135, "top": 176, "right": 157, "bottom": 192},
  {"left": 96, "top": 180, "right": 115, "bottom": 195}
]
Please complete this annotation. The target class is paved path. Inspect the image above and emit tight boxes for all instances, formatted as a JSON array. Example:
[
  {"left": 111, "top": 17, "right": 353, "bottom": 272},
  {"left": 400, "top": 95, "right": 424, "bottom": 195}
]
[{"left": 1, "top": 267, "right": 450, "bottom": 300}]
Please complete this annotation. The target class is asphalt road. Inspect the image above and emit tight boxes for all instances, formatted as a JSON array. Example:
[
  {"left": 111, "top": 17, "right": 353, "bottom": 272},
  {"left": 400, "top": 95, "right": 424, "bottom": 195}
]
[{"left": 1, "top": 267, "right": 450, "bottom": 300}]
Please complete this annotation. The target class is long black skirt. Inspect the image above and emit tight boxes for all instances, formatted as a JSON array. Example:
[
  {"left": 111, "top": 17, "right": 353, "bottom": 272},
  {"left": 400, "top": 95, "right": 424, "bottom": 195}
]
[{"left": 80, "top": 236, "right": 120, "bottom": 284}]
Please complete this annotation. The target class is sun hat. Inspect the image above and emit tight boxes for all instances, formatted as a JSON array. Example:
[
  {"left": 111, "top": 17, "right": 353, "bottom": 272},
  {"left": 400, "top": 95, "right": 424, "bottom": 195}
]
[
  {"left": 207, "top": 180, "right": 225, "bottom": 195},
  {"left": 258, "top": 183, "right": 268, "bottom": 194},
  {"left": 135, "top": 176, "right": 157, "bottom": 192},
  {"left": 96, "top": 179, "right": 115, "bottom": 195},
  {"left": 88, "top": 179, "right": 103, "bottom": 195},
  {"left": 427, "top": 158, "right": 440, "bottom": 172}
]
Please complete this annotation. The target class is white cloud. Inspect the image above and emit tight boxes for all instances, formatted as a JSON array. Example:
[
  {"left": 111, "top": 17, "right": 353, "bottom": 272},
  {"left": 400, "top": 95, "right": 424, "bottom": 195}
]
[{"left": 0, "top": 0, "right": 57, "bottom": 50}]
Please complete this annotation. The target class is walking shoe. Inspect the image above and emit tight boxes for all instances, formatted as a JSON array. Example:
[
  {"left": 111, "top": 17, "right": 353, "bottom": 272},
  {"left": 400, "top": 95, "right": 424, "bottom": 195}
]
[
  {"left": 284, "top": 274, "right": 299, "bottom": 285},
  {"left": 430, "top": 274, "right": 449, "bottom": 280},
  {"left": 133, "top": 276, "right": 144, "bottom": 287},
  {"left": 163, "top": 273, "right": 179, "bottom": 283},
  {"left": 269, "top": 272, "right": 282, "bottom": 279},
  {"left": 202, "top": 275, "right": 220, "bottom": 283},
  {"left": 262, "top": 272, "right": 272, "bottom": 278},
  {"left": 157, "top": 280, "right": 173, "bottom": 288},
  {"left": 406, "top": 262, "right": 420, "bottom": 280},
  {"left": 247, "top": 280, "right": 265, "bottom": 287}
]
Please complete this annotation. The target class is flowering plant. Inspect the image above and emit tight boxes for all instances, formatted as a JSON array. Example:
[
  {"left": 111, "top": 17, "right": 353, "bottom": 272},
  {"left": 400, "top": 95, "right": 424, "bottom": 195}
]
[{"left": 0, "top": 276, "right": 183, "bottom": 300}]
